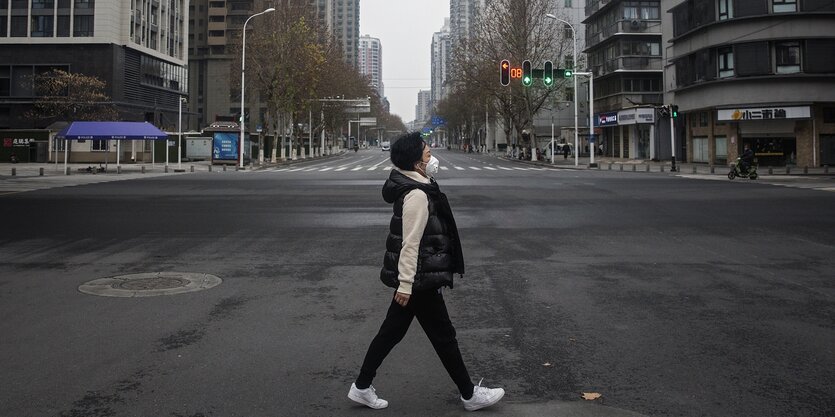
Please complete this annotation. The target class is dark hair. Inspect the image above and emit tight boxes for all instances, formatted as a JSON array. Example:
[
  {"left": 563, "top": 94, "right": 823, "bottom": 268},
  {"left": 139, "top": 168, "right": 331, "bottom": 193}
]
[{"left": 390, "top": 132, "right": 426, "bottom": 171}]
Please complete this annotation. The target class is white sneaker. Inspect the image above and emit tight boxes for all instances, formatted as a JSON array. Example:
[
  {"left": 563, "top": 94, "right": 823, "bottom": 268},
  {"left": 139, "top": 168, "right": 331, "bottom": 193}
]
[
  {"left": 461, "top": 379, "right": 505, "bottom": 411},
  {"left": 348, "top": 383, "right": 389, "bottom": 409}
]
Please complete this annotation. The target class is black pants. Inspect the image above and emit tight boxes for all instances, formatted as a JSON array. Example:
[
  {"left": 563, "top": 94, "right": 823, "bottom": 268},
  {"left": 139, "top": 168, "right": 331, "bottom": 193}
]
[{"left": 356, "top": 290, "right": 474, "bottom": 398}]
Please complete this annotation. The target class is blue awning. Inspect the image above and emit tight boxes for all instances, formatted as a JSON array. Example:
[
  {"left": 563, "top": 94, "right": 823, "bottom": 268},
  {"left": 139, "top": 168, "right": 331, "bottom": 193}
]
[{"left": 56, "top": 121, "right": 169, "bottom": 141}]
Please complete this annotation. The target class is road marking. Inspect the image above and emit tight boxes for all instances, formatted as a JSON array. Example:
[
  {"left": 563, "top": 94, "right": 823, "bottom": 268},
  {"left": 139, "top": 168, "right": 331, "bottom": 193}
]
[
  {"left": 498, "top": 166, "right": 513, "bottom": 170},
  {"left": 351, "top": 166, "right": 363, "bottom": 171},
  {"left": 484, "top": 167, "right": 497, "bottom": 170},
  {"left": 454, "top": 166, "right": 464, "bottom": 170},
  {"left": 384, "top": 166, "right": 392, "bottom": 170},
  {"left": 440, "top": 166, "right": 449, "bottom": 170},
  {"left": 334, "top": 167, "right": 347, "bottom": 171},
  {"left": 469, "top": 166, "right": 481, "bottom": 170}
]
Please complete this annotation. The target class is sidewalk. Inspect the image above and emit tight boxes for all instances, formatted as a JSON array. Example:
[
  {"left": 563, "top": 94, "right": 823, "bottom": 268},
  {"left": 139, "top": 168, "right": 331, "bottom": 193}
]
[
  {"left": 494, "top": 153, "right": 833, "bottom": 177},
  {"left": 0, "top": 151, "right": 345, "bottom": 179}
]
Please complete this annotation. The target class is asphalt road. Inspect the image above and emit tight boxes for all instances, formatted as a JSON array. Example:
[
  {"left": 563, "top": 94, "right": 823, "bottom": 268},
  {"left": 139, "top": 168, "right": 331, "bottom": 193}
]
[{"left": 1, "top": 149, "right": 833, "bottom": 417}]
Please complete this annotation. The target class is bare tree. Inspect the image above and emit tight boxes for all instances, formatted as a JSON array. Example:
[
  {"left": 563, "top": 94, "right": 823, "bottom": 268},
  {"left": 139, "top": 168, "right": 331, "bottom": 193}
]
[
  {"left": 447, "top": 0, "right": 577, "bottom": 155},
  {"left": 26, "top": 69, "right": 119, "bottom": 125}
]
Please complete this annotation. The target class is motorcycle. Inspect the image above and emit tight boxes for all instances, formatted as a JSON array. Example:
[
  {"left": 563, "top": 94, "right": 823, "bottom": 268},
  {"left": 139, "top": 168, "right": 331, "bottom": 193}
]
[{"left": 727, "top": 157, "right": 758, "bottom": 180}]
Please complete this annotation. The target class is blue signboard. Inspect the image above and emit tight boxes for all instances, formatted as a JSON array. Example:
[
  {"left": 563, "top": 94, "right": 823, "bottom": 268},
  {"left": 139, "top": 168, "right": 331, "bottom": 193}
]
[
  {"left": 213, "top": 132, "right": 238, "bottom": 160},
  {"left": 431, "top": 116, "right": 446, "bottom": 126},
  {"left": 595, "top": 112, "right": 618, "bottom": 127}
]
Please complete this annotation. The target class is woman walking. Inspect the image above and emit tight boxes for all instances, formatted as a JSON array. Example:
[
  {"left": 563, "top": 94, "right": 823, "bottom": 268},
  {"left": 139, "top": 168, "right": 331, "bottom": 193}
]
[{"left": 348, "top": 132, "right": 504, "bottom": 412}]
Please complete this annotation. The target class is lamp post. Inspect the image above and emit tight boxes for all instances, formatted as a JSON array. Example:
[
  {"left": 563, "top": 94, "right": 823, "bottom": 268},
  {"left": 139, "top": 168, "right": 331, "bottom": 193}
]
[
  {"left": 178, "top": 96, "right": 187, "bottom": 170},
  {"left": 240, "top": 7, "right": 276, "bottom": 169},
  {"left": 545, "top": 13, "right": 578, "bottom": 166}
]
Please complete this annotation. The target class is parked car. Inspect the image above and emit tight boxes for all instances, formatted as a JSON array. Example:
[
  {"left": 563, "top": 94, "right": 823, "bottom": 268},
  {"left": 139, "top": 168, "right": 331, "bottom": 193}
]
[{"left": 381, "top": 141, "right": 391, "bottom": 151}]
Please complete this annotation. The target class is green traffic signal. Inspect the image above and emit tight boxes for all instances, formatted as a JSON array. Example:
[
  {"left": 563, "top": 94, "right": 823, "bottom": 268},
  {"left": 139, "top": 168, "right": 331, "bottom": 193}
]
[
  {"left": 563, "top": 68, "right": 573, "bottom": 78},
  {"left": 543, "top": 61, "right": 554, "bottom": 87},
  {"left": 522, "top": 60, "right": 532, "bottom": 87},
  {"left": 671, "top": 105, "right": 679, "bottom": 118}
]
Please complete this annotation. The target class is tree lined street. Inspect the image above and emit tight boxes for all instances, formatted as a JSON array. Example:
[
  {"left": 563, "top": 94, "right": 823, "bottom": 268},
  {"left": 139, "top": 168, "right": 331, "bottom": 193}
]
[{"left": 1, "top": 149, "right": 834, "bottom": 416}]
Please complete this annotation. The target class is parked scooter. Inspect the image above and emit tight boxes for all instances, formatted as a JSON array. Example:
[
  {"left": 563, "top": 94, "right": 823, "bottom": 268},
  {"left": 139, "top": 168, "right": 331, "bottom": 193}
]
[{"left": 728, "top": 157, "right": 758, "bottom": 180}]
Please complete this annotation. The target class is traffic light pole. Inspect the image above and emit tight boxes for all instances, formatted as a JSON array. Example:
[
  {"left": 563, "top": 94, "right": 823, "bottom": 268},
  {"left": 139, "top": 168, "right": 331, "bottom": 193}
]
[{"left": 669, "top": 107, "right": 677, "bottom": 172}]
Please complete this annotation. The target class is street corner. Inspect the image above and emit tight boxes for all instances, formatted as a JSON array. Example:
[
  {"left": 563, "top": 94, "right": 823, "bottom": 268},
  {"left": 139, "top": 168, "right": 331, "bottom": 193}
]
[{"left": 436, "top": 399, "right": 647, "bottom": 417}]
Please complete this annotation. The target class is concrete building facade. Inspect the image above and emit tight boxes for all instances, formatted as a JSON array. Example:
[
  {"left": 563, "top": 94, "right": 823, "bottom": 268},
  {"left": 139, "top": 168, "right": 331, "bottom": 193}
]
[
  {"left": 0, "top": 0, "right": 189, "bottom": 130},
  {"left": 431, "top": 18, "right": 450, "bottom": 112},
  {"left": 584, "top": 0, "right": 665, "bottom": 160},
  {"left": 358, "top": 34, "right": 382, "bottom": 99},
  {"left": 663, "top": 0, "right": 835, "bottom": 168}
]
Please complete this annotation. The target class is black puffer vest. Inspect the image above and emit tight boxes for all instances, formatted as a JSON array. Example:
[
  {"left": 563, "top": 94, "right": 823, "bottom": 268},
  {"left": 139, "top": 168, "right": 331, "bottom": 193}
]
[{"left": 380, "top": 170, "right": 464, "bottom": 291}]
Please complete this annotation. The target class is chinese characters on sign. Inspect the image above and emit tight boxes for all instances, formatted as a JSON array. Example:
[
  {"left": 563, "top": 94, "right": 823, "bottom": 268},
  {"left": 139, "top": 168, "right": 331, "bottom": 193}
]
[{"left": 718, "top": 106, "right": 811, "bottom": 121}]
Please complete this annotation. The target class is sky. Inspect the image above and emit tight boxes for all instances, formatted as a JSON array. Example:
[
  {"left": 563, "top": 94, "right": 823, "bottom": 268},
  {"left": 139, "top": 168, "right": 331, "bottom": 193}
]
[{"left": 359, "top": 0, "right": 450, "bottom": 123}]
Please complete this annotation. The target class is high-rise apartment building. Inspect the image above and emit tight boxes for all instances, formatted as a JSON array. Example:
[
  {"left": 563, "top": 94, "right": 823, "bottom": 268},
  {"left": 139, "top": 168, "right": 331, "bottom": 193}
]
[
  {"left": 416, "top": 90, "right": 431, "bottom": 124},
  {"left": 663, "top": 0, "right": 835, "bottom": 168},
  {"left": 188, "top": 0, "right": 276, "bottom": 131},
  {"left": 0, "top": 0, "right": 188, "bottom": 130},
  {"left": 311, "top": 0, "right": 359, "bottom": 68},
  {"left": 584, "top": 0, "right": 664, "bottom": 160},
  {"left": 431, "top": 19, "right": 450, "bottom": 111},
  {"left": 449, "top": 0, "right": 483, "bottom": 54},
  {"left": 358, "top": 35, "right": 382, "bottom": 99}
]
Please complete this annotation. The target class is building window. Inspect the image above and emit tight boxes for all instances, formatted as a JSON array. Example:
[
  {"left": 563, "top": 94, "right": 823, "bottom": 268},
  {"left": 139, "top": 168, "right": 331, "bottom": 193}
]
[
  {"left": 772, "top": 0, "right": 797, "bottom": 12},
  {"left": 91, "top": 140, "right": 109, "bottom": 151},
  {"left": 0, "top": 67, "right": 9, "bottom": 96},
  {"left": 11, "top": 16, "right": 27, "bottom": 37},
  {"left": 714, "top": 136, "right": 728, "bottom": 164},
  {"left": 31, "top": 15, "right": 54, "bottom": 37},
  {"left": 74, "top": 0, "right": 94, "bottom": 9},
  {"left": 717, "top": 0, "right": 734, "bottom": 20},
  {"left": 718, "top": 46, "right": 734, "bottom": 77},
  {"left": 776, "top": 41, "right": 800, "bottom": 73},
  {"left": 57, "top": 15, "right": 70, "bottom": 36},
  {"left": 33, "top": 0, "right": 55, "bottom": 8},
  {"left": 565, "top": 0, "right": 572, "bottom": 6},
  {"left": 692, "top": 136, "right": 709, "bottom": 162},
  {"left": 0, "top": 15, "right": 6, "bottom": 38},
  {"left": 823, "top": 108, "right": 835, "bottom": 123},
  {"left": 73, "top": 15, "right": 94, "bottom": 36}
]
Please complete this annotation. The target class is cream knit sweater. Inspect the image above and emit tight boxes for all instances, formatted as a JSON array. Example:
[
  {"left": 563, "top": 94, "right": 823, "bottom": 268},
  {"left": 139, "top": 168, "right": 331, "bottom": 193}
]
[{"left": 394, "top": 168, "right": 431, "bottom": 295}]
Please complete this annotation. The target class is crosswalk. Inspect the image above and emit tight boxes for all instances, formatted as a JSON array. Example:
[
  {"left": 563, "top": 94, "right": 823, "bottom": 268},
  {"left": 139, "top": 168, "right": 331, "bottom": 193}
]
[
  {"left": 0, "top": 173, "right": 171, "bottom": 195},
  {"left": 257, "top": 164, "right": 549, "bottom": 173}
]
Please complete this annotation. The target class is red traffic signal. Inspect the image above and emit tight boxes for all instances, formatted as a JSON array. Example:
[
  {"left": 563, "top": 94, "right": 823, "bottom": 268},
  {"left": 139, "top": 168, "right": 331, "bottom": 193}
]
[{"left": 500, "top": 60, "right": 510, "bottom": 86}]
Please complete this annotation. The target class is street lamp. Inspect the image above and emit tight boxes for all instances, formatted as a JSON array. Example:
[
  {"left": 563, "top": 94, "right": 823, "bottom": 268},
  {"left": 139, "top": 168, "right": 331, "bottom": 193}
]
[
  {"left": 240, "top": 7, "right": 276, "bottom": 169},
  {"left": 545, "top": 13, "right": 578, "bottom": 167},
  {"left": 178, "top": 96, "right": 187, "bottom": 170}
]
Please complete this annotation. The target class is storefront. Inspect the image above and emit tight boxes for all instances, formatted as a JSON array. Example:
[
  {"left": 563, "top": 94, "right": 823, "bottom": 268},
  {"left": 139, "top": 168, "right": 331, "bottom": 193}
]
[
  {"left": 687, "top": 105, "right": 835, "bottom": 167},
  {"left": 596, "top": 108, "right": 656, "bottom": 160},
  {"left": 1, "top": 130, "right": 49, "bottom": 163}
]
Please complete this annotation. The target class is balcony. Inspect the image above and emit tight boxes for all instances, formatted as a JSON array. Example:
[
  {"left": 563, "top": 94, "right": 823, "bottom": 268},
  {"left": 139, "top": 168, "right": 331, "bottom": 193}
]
[
  {"left": 586, "top": 19, "right": 661, "bottom": 50},
  {"left": 593, "top": 56, "right": 662, "bottom": 76},
  {"left": 585, "top": 0, "right": 613, "bottom": 17}
]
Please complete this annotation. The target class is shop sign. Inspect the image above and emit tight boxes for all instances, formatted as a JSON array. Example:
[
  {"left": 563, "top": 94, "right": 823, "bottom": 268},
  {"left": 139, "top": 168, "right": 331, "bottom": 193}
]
[
  {"left": 3, "top": 137, "right": 36, "bottom": 147},
  {"left": 717, "top": 106, "right": 811, "bottom": 121},
  {"left": 595, "top": 112, "right": 618, "bottom": 127},
  {"left": 617, "top": 108, "right": 655, "bottom": 125}
]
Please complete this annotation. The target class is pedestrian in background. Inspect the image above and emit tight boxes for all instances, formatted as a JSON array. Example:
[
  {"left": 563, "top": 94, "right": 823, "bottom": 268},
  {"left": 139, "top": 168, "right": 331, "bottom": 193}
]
[{"left": 348, "top": 132, "right": 505, "bottom": 412}]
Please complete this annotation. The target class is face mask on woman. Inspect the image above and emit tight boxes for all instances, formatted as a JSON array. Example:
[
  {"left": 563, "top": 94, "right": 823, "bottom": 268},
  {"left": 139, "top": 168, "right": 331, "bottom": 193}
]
[{"left": 422, "top": 155, "right": 440, "bottom": 177}]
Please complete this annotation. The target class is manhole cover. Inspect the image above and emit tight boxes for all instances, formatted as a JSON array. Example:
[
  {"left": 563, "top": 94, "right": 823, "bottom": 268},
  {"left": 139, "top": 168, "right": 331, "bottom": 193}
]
[{"left": 79, "top": 272, "right": 222, "bottom": 297}]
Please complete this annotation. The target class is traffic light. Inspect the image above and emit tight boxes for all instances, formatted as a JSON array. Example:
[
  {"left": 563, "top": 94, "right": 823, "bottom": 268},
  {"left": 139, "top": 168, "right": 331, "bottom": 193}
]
[
  {"left": 671, "top": 105, "right": 679, "bottom": 118},
  {"left": 543, "top": 61, "right": 554, "bottom": 87},
  {"left": 500, "top": 60, "right": 510, "bottom": 86},
  {"left": 522, "top": 60, "right": 532, "bottom": 87},
  {"left": 563, "top": 68, "right": 573, "bottom": 78}
]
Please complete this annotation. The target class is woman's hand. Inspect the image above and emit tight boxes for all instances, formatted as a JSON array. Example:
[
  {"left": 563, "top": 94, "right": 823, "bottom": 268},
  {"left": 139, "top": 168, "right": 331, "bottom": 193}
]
[{"left": 394, "top": 291, "right": 411, "bottom": 307}]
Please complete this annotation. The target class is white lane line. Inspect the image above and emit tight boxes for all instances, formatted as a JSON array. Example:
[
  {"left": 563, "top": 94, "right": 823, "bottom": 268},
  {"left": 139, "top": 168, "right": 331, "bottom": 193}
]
[
  {"left": 484, "top": 167, "right": 497, "bottom": 170},
  {"left": 497, "top": 166, "right": 513, "bottom": 170},
  {"left": 513, "top": 167, "right": 528, "bottom": 170},
  {"left": 384, "top": 166, "right": 393, "bottom": 170},
  {"left": 454, "top": 166, "right": 464, "bottom": 170},
  {"left": 351, "top": 166, "right": 364, "bottom": 171},
  {"left": 440, "top": 166, "right": 449, "bottom": 170},
  {"left": 334, "top": 167, "right": 347, "bottom": 171},
  {"left": 469, "top": 166, "right": 481, "bottom": 170},
  {"left": 319, "top": 167, "right": 333, "bottom": 171}
]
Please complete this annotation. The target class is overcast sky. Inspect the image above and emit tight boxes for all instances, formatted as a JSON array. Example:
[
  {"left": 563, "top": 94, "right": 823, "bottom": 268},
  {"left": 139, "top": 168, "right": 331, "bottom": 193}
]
[{"left": 360, "top": 0, "right": 450, "bottom": 123}]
